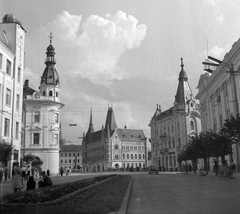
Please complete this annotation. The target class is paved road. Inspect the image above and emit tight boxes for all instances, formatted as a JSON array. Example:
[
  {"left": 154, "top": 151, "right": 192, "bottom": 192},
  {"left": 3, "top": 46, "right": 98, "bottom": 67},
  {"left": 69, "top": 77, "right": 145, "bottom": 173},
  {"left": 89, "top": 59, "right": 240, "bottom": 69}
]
[{"left": 127, "top": 172, "right": 240, "bottom": 214}]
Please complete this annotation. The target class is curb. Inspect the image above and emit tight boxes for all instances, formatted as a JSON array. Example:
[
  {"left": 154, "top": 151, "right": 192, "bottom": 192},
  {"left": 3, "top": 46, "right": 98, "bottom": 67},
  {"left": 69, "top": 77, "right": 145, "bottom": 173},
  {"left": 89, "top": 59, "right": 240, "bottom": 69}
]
[{"left": 117, "top": 176, "right": 133, "bottom": 214}]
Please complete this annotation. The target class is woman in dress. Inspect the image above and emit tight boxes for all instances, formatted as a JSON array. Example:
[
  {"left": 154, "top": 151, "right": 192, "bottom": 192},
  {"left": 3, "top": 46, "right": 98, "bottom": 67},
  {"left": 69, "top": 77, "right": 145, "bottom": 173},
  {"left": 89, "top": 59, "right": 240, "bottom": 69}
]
[{"left": 12, "top": 162, "right": 22, "bottom": 193}]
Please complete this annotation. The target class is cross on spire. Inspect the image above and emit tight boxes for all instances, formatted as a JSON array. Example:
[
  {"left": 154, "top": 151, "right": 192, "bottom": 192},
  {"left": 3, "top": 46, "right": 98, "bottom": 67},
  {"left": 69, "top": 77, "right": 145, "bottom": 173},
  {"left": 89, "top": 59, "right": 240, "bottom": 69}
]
[
  {"left": 49, "top": 32, "right": 54, "bottom": 45},
  {"left": 180, "top": 57, "right": 184, "bottom": 69}
]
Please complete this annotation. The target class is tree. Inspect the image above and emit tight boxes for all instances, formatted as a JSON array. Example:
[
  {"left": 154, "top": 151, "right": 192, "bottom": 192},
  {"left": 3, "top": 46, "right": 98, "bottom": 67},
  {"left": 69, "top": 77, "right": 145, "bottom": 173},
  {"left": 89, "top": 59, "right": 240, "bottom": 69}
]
[
  {"left": 23, "top": 154, "right": 43, "bottom": 171},
  {"left": 0, "top": 140, "right": 14, "bottom": 166}
]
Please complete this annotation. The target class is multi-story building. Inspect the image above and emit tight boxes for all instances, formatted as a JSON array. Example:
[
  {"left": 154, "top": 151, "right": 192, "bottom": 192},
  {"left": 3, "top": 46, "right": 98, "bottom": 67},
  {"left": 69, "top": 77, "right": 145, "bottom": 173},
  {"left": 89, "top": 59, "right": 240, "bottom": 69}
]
[
  {"left": 59, "top": 145, "right": 82, "bottom": 170},
  {"left": 196, "top": 39, "right": 240, "bottom": 171},
  {"left": 149, "top": 58, "right": 201, "bottom": 170},
  {"left": 0, "top": 14, "right": 26, "bottom": 168},
  {"left": 82, "top": 106, "right": 147, "bottom": 171},
  {"left": 22, "top": 34, "right": 64, "bottom": 175}
]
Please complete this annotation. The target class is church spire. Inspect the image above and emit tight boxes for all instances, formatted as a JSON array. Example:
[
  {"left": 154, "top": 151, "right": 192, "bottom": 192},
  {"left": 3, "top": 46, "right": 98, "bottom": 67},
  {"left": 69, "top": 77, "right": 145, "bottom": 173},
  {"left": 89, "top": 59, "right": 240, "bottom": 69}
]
[
  {"left": 174, "top": 58, "right": 192, "bottom": 110},
  {"left": 87, "top": 108, "right": 94, "bottom": 135}
]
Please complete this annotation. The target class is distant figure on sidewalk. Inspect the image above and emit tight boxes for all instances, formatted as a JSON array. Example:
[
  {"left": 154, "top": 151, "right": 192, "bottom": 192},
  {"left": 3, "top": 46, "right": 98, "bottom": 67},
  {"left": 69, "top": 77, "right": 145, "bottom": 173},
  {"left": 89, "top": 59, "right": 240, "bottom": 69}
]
[
  {"left": 26, "top": 176, "right": 36, "bottom": 191},
  {"left": 0, "top": 165, "right": 3, "bottom": 182},
  {"left": 38, "top": 171, "right": 52, "bottom": 188},
  {"left": 47, "top": 169, "right": 50, "bottom": 176},
  {"left": 12, "top": 162, "right": 23, "bottom": 193},
  {"left": 231, "top": 160, "right": 236, "bottom": 173},
  {"left": 60, "top": 166, "right": 64, "bottom": 177},
  {"left": 214, "top": 159, "right": 219, "bottom": 176},
  {"left": 4, "top": 166, "right": 8, "bottom": 181}
]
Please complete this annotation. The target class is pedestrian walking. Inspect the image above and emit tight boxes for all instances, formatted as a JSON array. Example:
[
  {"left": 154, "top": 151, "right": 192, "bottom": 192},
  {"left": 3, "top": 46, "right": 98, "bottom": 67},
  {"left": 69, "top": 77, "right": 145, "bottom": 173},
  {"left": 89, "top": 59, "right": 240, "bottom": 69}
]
[
  {"left": 4, "top": 166, "right": 8, "bottom": 181},
  {"left": 12, "top": 162, "right": 23, "bottom": 193},
  {"left": 60, "top": 166, "right": 63, "bottom": 176},
  {"left": 214, "top": 159, "right": 219, "bottom": 176},
  {"left": 231, "top": 160, "right": 236, "bottom": 173}
]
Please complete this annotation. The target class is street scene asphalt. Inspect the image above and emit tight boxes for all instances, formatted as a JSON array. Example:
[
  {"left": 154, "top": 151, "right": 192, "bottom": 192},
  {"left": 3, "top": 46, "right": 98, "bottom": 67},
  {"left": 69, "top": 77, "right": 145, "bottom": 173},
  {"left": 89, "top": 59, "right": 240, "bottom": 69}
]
[{"left": 1, "top": 171, "right": 240, "bottom": 214}]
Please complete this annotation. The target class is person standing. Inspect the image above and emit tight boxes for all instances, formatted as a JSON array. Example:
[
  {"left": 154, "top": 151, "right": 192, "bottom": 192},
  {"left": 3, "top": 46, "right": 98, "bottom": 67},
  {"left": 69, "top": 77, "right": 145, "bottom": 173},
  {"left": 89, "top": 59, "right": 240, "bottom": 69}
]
[
  {"left": 0, "top": 165, "right": 3, "bottom": 182},
  {"left": 12, "top": 162, "right": 23, "bottom": 193},
  {"left": 4, "top": 166, "right": 8, "bottom": 181},
  {"left": 60, "top": 166, "right": 63, "bottom": 177},
  {"left": 214, "top": 159, "right": 219, "bottom": 176}
]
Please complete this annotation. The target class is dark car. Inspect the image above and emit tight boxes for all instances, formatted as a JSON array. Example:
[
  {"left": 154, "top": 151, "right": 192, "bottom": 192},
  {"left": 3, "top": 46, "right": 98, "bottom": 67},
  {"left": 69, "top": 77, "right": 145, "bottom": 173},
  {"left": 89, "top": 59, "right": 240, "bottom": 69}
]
[{"left": 148, "top": 166, "right": 158, "bottom": 174}]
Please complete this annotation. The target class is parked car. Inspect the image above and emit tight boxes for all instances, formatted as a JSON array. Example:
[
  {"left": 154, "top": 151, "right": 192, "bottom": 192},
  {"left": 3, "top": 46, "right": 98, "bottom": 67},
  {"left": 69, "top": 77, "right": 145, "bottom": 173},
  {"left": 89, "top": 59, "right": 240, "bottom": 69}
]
[{"left": 148, "top": 166, "right": 158, "bottom": 174}]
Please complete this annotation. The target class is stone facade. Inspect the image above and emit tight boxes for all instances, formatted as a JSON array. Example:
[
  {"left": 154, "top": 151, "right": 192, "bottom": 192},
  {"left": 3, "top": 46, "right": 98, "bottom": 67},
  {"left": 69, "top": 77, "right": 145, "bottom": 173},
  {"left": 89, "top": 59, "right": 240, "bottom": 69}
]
[
  {"left": 0, "top": 14, "right": 26, "bottom": 169},
  {"left": 196, "top": 38, "right": 240, "bottom": 171},
  {"left": 22, "top": 34, "right": 64, "bottom": 175},
  {"left": 82, "top": 107, "right": 147, "bottom": 171},
  {"left": 149, "top": 59, "right": 201, "bottom": 170}
]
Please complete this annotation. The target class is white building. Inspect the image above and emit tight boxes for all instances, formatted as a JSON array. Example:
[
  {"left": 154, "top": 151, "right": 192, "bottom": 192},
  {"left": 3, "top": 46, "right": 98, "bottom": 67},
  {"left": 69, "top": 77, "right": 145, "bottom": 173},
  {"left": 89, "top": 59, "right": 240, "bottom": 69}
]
[
  {"left": 149, "top": 58, "right": 201, "bottom": 170},
  {"left": 22, "top": 34, "right": 64, "bottom": 175},
  {"left": 196, "top": 39, "right": 240, "bottom": 171},
  {"left": 0, "top": 14, "right": 26, "bottom": 167}
]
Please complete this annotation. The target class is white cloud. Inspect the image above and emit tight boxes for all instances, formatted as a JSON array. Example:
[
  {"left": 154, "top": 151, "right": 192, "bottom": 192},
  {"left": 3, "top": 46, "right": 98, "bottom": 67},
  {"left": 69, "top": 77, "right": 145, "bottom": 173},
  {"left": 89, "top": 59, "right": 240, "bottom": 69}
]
[{"left": 47, "top": 11, "right": 147, "bottom": 81}]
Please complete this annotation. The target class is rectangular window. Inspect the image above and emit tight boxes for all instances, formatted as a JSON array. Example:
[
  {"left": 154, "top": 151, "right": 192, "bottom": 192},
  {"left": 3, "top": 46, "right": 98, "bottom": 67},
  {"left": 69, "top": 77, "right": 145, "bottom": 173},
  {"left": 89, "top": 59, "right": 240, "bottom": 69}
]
[
  {"left": 16, "top": 94, "right": 20, "bottom": 110},
  {"left": 0, "top": 53, "right": 2, "bottom": 69},
  {"left": 4, "top": 118, "right": 10, "bottom": 137},
  {"left": 65, "top": 160, "right": 67, "bottom": 163},
  {"left": 65, "top": 153, "right": 67, "bottom": 157},
  {"left": 34, "top": 111, "right": 40, "bottom": 122},
  {"left": 33, "top": 133, "right": 40, "bottom": 144},
  {"left": 55, "top": 113, "right": 59, "bottom": 123},
  {"left": 6, "top": 88, "right": 11, "bottom": 106},
  {"left": 61, "top": 153, "right": 63, "bottom": 157},
  {"left": 61, "top": 159, "right": 62, "bottom": 163},
  {"left": 15, "top": 122, "right": 19, "bottom": 139},
  {"left": 69, "top": 159, "right": 71, "bottom": 163},
  {"left": 6, "top": 59, "right": 11, "bottom": 76},
  {"left": 69, "top": 153, "right": 71, "bottom": 157},
  {"left": 54, "top": 134, "right": 58, "bottom": 144},
  {"left": 17, "top": 67, "right": 21, "bottom": 82}
]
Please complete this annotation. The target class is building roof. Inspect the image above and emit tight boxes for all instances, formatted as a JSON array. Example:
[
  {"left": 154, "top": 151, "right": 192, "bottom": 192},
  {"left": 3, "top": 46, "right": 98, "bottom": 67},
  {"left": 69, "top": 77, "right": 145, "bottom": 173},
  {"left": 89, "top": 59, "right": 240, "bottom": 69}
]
[
  {"left": 60, "top": 144, "right": 82, "bottom": 151},
  {"left": 104, "top": 106, "right": 117, "bottom": 134},
  {"left": 117, "top": 129, "right": 146, "bottom": 141}
]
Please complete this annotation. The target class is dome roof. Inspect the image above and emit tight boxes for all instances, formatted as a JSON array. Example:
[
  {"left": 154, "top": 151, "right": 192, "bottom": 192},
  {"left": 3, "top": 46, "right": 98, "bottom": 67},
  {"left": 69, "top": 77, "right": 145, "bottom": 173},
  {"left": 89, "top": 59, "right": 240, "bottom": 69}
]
[
  {"left": 41, "top": 65, "right": 59, "bottom": 85},
  {"left": 2, "top": 14, "right": 22, "bottom": 25},
  {"left": 47, "top": 44, "right": 55, "bottom": 52}
]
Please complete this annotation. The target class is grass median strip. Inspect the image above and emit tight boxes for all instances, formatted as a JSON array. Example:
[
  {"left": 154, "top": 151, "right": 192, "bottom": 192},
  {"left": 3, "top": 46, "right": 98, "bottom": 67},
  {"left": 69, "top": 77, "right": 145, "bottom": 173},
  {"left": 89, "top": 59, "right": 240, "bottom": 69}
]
[{"left": 1, "top": 175, "right": 132, "bottom": 214}]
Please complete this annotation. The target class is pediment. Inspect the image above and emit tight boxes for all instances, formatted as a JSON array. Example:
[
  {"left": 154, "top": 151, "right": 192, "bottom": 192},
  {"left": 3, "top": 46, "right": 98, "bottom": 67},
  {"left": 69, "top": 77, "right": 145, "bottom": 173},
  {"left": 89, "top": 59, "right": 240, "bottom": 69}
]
[{"left": 29, "top": 125, "right": 42, "bottom": 131}]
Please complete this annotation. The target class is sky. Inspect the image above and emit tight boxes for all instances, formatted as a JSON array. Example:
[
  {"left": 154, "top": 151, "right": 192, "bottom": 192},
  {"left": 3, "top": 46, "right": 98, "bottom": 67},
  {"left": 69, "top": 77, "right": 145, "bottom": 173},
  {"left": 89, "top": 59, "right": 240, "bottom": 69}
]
[{"left": 1, "top": 0, "right": 240, "bottom": 145}]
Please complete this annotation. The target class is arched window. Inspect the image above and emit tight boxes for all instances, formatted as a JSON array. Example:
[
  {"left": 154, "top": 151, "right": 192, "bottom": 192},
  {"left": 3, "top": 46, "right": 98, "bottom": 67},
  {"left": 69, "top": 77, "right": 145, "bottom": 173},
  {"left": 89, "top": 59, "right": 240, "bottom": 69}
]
[
  {"left": 143, "top": 154, "right": 145, "bottom": 159},
  {"left": 127, "top": 154, "right": 129, "bottom": 159},
  {"left": 139, "top": 154, "right": 141, "bottom": 159},
  {"left": 135, "top": 154, "right": 137, "bottom": 159},
  {"left": 190, "top": 121, "right": 194, "bottom": 130},
  {"left": 114, "top": 144, "right": 118, "bottom": 150},
  {"left": 49, "top": 91, "right": 53, "bottom": 96},
  {"left": 131, "top": 154, "right": 133, "bottom": 159},
  {"left": 115, "top": 154, "right": 119, "bottom": 160},
  {"left": 123, "top": 154, "right": 125, "bottom": 159}
]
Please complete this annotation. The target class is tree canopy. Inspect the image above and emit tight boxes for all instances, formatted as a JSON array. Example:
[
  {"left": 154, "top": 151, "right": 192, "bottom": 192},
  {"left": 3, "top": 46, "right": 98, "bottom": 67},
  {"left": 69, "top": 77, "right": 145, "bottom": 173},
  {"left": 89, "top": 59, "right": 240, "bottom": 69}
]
[{"left": 0, "top": 140, "right": 14, "bottom": 164}]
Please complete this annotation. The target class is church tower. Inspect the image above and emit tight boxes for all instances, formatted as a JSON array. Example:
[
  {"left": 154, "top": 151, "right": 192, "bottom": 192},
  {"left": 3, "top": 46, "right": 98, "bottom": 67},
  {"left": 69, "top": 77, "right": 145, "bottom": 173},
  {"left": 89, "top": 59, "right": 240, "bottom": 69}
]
[
  {"left": 39, "top": 32, "right": 60, "bottom": 102},
  {"left": 23, "top": 33, "right": 64, "bottom": 175}
]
